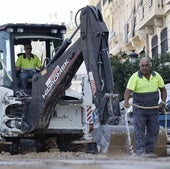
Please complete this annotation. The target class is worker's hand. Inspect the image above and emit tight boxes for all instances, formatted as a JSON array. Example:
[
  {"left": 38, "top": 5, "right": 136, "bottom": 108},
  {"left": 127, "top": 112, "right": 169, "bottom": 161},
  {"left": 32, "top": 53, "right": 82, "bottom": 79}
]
[
  {"left": 158, "top": 101, "right": 166, "bottom": 110},
  {"left": 16, "top": 67, "right": 21, "bottom": 71},
  {"left": 124, "top": 101, "right": 130, "bottom": 108},
  {"left": 40, "top": 66, "right": 44, "bottom": 71}
]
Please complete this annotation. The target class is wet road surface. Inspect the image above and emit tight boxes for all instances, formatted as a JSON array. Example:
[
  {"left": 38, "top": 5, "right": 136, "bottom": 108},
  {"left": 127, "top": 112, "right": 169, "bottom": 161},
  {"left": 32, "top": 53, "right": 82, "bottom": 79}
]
[{"left": 0, "top": 151, "right": 170, "bottom": 169}]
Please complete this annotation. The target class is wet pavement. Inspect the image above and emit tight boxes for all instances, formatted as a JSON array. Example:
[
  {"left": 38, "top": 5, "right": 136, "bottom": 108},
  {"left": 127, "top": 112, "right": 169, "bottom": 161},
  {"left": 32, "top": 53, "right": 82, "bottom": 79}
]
[
  {"left": 0, "top": 158, "right": 170, "bottom": 169},
  {"left": 0, "top": 151, "right": 170, "bottom": 169}
]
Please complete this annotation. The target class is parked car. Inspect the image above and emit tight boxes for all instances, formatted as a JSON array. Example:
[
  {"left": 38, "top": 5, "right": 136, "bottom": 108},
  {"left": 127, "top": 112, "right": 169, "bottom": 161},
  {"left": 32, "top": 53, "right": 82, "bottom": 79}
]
[{"left": 159, "top": 83, "right": 170, "bottom": 129}]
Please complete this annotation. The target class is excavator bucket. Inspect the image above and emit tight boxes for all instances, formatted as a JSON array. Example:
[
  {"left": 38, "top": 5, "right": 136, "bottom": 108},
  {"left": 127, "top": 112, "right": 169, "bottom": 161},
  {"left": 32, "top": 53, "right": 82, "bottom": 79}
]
[{"left": 92, "top": 125, "right": 168, "bottom": 157}]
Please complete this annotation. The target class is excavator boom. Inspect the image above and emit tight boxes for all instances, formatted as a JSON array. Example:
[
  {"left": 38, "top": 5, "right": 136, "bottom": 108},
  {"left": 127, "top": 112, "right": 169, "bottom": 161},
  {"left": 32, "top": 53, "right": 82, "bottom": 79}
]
[{"left": 22, "top": 6, "right": 120, "bottom": 133}]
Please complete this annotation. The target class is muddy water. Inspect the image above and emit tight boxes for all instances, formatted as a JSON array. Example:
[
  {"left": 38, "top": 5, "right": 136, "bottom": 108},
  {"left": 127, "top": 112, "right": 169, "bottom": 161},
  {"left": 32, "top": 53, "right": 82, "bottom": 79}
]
[{"left": 0, "top": 151, "right": 170, "bottom": 169}]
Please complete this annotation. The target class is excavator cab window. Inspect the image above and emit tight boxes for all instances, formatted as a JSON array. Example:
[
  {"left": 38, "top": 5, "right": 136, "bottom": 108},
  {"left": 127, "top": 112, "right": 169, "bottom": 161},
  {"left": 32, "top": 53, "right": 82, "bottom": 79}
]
[
  {"left": 0, "top": 32, "right": 13, "bottom": 87},
  {"left": 14, "top": 40, "right": 44, "bottom": 90},
  {"left": 0, "top": 23, "right": 67, "bottom": 95},
  {"left": 0, "top": 23, "right": 66, "bottom": 96},
  {"left": 14, "top": 38, "right": 63, "bottom": 93}
]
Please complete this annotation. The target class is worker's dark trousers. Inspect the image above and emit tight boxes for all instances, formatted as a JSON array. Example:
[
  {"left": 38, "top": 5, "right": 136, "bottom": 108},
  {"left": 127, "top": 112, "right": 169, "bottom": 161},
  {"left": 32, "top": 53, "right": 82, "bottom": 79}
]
[
  {"left": 20, "top": 70, "right": 36, "bottom": 95},
  {"left": 133, "top": 112, "right": 159, "bottom": 155}
]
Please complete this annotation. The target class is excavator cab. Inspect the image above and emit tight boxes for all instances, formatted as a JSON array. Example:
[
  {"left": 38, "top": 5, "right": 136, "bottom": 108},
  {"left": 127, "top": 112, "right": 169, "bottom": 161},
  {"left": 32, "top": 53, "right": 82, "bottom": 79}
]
[{"left": 0, "top": 23, "right": 66, "bottom": 96}]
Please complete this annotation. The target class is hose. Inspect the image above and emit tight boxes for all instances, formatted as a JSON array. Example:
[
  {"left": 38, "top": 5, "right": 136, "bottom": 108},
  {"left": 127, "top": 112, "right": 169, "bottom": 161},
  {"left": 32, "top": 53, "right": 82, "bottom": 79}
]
[
  {"left": 125, "top": 103, "right": 170, "bottom": 145},
  {"left": 125, "top": 104, "right": 170, "bottom": 156},
  {"left": 132, "top": 103, "right": 159, "bottom": 109}
]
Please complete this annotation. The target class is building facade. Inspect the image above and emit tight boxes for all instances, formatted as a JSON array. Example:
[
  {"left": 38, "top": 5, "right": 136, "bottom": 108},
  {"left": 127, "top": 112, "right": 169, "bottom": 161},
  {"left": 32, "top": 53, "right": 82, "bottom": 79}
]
[{"left": 89, "top": 0, "right": 170, "bottom": 58}]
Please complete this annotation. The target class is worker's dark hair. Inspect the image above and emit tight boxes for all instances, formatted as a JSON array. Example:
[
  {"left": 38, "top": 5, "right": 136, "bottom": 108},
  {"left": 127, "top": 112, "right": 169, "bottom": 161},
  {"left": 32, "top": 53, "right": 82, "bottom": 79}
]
[
  {"left": 23, "top": 43, "right": 31, "bottom": 47},
  {"left": 23, "top": 40, "right": 31, "bottom": 46}
]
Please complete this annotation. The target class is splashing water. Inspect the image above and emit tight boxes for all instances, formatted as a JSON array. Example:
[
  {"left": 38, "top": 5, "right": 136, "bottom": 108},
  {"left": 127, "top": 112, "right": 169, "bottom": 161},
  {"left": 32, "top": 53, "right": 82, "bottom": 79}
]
[{"left": 124, "top": 108, "right": 136, "bottom": 157}]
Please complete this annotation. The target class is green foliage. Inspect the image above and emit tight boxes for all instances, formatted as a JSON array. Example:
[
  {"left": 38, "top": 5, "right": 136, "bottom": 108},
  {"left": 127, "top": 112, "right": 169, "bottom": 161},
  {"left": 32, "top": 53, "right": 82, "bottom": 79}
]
[
  {"left": 110, "top": 53, "right": 170, "bottom": 101},
  {"left": 151, "top": 53, "right": 170, "bottom": 83},
  {"left": 110, "top": 54, "right": 139, "bottom": 101}
]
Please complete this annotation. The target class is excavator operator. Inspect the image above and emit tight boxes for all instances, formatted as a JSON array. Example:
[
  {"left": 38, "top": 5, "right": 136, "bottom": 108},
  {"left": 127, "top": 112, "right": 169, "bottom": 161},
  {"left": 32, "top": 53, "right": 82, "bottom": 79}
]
[{"left": 15, "top": 43, "right": 43, "bottom": 95}]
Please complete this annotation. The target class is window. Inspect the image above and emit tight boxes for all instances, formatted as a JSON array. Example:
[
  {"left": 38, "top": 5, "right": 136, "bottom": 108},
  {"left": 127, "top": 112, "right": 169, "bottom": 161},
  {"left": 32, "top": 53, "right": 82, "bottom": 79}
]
[
  {"left": 124, "top": 24, "right": 128, "bottom": 43},
  {"left": 103, "top": 0, "right": 107, "bottom": 6},
  {"left": 151, "top": 35, "right": 158, "bottom": 57},
  {"left": 140, "top": 0, "right": 143, "bottom": 5},
  {"left": 139, "top": 6, "right": 144, "bottom": 20},
  {"left": 149, "top": 0, "right": 153, "bottom": 8},
  {"left": 160, "top": 27, "right": 168, "bottom": 55},
  {"left": 131, "top": 16, "right": 136, "bottom": 37},
  {"left": 0, "top": 32, "right": 13, "bottom": 87}
]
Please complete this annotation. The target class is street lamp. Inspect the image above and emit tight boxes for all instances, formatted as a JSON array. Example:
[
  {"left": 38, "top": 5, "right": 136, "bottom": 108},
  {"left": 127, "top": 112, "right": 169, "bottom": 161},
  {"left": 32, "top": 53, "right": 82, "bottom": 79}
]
[{"left": 129, "top": 50, "right": 138, "bottom": 63}]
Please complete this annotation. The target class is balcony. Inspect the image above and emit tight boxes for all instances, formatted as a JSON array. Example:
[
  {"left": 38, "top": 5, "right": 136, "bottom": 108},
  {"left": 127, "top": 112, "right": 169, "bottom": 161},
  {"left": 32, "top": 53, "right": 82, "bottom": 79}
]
[
  {"left": 136, "top": 0, "right": 166, "bottom": 30},
  {"left": 109, "top": 32, "right": 123, "bottom": 54}
]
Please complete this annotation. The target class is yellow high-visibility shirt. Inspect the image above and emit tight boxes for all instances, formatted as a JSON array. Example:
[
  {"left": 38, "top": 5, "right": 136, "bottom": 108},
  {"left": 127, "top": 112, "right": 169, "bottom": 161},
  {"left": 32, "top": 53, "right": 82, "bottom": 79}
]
[
  {"left": 15, "top": 54, "right": 42, "bottom": 70},
  {"left": 127, "top": 71, "right": 165, "bottom": 93}
]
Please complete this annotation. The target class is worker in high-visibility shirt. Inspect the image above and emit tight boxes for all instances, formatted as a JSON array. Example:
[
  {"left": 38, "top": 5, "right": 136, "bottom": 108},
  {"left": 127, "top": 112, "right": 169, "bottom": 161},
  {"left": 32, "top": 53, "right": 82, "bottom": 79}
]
[
  {"left": 15, "top": 43, "right": 43, "bottom": 95},
  {"left": 124, "top": 57, "right": 167, "bottom": 158}
]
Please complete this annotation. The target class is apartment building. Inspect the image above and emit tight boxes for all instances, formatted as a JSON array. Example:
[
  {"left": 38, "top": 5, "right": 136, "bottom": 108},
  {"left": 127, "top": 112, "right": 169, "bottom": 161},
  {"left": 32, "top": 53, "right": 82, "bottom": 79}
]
[{"left": 89, "top": 0, "right": 170, "bottom": 58}]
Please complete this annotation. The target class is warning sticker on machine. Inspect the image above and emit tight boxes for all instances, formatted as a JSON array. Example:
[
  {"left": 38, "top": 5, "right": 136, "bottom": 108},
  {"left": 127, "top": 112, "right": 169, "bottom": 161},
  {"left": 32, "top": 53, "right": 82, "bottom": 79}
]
[{"left": 88, "top": 71, "right": 96, "bottom": 95}]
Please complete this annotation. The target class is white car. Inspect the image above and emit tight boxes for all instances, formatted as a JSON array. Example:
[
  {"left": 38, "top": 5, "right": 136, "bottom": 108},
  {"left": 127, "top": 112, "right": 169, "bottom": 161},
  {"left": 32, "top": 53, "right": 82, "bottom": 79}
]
[{"left": 159, "top": 83, "right": 170, "bottom": 129}]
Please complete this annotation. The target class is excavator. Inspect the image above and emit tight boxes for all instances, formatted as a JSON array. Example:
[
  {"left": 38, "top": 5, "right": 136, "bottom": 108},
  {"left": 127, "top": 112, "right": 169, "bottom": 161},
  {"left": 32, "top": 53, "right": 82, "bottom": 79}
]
[
  {"left": 0, "top": 5, "right": 168, "bottom": 156},
  {"left": 0, "top": 6, "right": 121, "bottom": 154}
]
